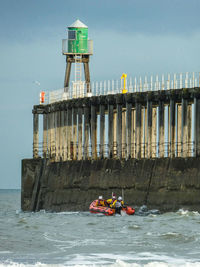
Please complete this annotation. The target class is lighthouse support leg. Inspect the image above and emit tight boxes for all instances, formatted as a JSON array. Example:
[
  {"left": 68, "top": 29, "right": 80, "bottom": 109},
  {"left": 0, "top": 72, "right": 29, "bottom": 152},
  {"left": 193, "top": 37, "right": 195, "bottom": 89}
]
[
  {"left": 83, "top": 59, "right": 91, "bottom": 93},
  {"left": 64, "top": 56, "right": 72, "bottom": 91}
]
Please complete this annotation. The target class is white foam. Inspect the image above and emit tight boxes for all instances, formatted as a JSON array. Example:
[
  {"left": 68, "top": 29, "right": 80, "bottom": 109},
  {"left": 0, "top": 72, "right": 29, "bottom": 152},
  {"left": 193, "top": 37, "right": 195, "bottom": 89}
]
[
  {"left": 161, "top": 232, "right": 180, "bottom": 237},
  {"left": 0, "top": 251, "right": 12, "bottom": 254},
  {"left": 1, "top": 260, "right": 200, "bottom": 267},
  {"left": 177, "top": 209, "right": 189, "bottom": 215},
  {"left": 176, "top": 209, "right": 200, "bottom": 216}
]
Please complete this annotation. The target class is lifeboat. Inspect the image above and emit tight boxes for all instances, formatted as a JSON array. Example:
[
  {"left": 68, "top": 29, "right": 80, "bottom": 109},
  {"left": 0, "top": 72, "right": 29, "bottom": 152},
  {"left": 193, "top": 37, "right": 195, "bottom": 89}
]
[
  {"left": 89, "top": 200, "right": 115, "bottom": 216},
  {"left": 89, "top": 200, "right": 135, "bottom": 216},
  {"left": 122, "top": 206, "right": 135, "bottom": 215}
]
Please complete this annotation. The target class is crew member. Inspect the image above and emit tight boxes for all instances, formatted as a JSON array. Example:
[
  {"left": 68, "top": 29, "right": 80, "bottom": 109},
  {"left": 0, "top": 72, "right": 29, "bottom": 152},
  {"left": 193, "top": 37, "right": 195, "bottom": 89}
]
[
  {"left": 97, "top": 196, "right": 106, "bottom": 207},
  {"left": 115, "top": 196, "right": 125, "bottom": 214},
  {"left": 106, "top": 194, "right": 117, "bottom": 208}
]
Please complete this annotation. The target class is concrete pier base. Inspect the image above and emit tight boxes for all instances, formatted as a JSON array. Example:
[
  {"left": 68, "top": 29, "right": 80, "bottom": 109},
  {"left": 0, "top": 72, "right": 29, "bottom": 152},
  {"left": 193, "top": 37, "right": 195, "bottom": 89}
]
[{"left": 22, "top": 158, "right": 200, "bottom": 213}]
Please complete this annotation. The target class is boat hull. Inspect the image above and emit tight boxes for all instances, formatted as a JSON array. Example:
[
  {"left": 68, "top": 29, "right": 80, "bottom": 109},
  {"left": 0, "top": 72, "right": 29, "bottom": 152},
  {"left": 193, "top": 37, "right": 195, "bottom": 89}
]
[{"left": 89, "top": 200, "right": 115, "bottom": 215}]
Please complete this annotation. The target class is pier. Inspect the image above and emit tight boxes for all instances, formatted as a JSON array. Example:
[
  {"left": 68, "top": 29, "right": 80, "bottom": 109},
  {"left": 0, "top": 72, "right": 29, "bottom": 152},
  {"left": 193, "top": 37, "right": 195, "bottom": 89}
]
[{"left": 33, "top": 72, "right": 200, "bottom": 162}]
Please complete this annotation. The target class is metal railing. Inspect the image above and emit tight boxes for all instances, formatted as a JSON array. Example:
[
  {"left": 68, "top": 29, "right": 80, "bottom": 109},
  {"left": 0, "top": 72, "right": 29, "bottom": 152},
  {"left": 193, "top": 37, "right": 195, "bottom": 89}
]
[{"left": 41, "top": 71, "right": 200, "bottom": 105}]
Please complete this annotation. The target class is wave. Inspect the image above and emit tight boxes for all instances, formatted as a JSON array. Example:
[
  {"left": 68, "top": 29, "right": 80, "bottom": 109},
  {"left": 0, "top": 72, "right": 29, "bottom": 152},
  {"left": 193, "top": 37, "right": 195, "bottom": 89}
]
[
  {"left": 176, "top": 209, "right": 200, "bottom": 216},
  {"left": 1, "top": 260, "right": 200, "bottom": 267}
]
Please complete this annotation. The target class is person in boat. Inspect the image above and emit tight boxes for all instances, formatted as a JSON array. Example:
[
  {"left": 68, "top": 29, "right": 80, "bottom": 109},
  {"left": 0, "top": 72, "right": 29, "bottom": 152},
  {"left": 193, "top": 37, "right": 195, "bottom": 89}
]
[
  {"left": 115, "top": 196, "right": 125, "bottom": 214},
  {"left": 106, "top": 194, "right": 117, "bottom": 208},
  {"left": 96, "top": 196, "right": 106, "bottom": 207}
]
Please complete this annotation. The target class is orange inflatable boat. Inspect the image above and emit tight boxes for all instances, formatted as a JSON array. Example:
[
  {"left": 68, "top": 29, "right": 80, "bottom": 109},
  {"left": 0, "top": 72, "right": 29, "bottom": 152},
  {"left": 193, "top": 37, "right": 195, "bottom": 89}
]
[{"left": 89, "top": 200, "right": 135, "bottom": 216}]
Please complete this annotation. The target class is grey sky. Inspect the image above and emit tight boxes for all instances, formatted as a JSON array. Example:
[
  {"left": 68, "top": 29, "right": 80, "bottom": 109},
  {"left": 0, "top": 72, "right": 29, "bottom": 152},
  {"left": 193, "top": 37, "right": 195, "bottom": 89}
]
[{"left": 0, "top": 0, "right": 200, "bottom": 188}]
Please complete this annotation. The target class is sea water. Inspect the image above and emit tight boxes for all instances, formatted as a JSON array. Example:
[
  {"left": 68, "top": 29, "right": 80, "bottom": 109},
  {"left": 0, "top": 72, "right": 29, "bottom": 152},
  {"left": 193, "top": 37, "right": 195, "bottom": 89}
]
[{"left": 0, "top": 190, "right": 200, "bottom": 267}]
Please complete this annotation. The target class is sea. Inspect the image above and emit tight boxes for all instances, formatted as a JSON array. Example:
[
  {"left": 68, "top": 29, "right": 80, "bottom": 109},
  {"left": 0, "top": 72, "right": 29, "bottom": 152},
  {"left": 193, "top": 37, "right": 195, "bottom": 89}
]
[{"left": 0, "top": 190, "right": 200, "bottom": 267}]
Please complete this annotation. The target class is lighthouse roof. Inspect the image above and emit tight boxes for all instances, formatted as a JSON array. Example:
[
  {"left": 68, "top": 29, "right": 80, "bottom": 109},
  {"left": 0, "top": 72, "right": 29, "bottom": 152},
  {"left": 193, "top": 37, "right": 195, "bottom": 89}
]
[{"left": 68, "top": 19, "right": 88, "bottom": 28}]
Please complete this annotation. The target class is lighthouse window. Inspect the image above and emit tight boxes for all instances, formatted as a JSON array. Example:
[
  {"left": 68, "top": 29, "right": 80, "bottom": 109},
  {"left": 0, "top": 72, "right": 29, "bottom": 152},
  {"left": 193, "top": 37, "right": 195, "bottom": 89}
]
[{"left": 68, "top": 30, "right": 76, "bottom": 40}]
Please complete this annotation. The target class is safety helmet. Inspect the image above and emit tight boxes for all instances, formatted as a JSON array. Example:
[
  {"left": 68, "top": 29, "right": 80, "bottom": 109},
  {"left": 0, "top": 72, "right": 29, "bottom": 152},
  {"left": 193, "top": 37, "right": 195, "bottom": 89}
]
[
  {"left": 118, "top": 196, "right": 122, "bottom": 201},
  {"left": 112, "top": 195, "right": 116, "bottom": 199},
  {"left": 98, "top": 196, "right": 103, "bottom": 200}
]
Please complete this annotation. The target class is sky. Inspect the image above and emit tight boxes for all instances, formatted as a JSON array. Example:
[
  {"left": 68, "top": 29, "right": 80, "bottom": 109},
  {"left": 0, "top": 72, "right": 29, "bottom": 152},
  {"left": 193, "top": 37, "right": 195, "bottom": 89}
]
[{"left": 0, "top": 0, "right": 200, "bottom": 189}]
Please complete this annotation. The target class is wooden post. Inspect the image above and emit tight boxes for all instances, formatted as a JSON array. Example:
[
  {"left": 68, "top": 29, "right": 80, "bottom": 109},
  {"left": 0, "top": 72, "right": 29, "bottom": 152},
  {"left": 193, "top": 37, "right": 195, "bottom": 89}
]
[
  {"left": 63, "top": 108, "right": 68, "bottom": 161},
  {"left": 78, "top": 107, "right": 83, "bottom": 160},
  {"left": 91, "top": 104, "right": 97, "bottom": 159},
  {"left": 52, "top": 111, "right": 56, "bottom": 160},
  {"left": 83, "top": 57, "right": 91, "bottom": 93},
  {"left": 67, "top": 107, "right": 72, "bottom": 160},
  {"left": 55, "top": 110, "right": 61, "bottom": 161},
  {"left": 135, "top": 102, "right": 142, "bottom": 159},
  {"left": 117, "top": 103, "right": 122, "bottom": 159},
  {"left": 72, "top": 107, "right": 77, "bottom": 160},
  {"left": 100, "top": 104, "right": 105, "bottom": 158},
  {"left": 144, "top": 107, "right": 148, "bottom": 158},
  {"left": 108, "top": 103, "right": 114, "bottom": 158},
  {"left": 187, "top": 104, "right": 192, "bottom": 157},
  {"left": 43, "top": 113, "right": 48, "bottom": 158},
  {"left": 64, "top": 56, "right": 72, "bottom": 90},
  {"left": 152, "top": 107, "right": 157, "bottom": 158},
  {"left": 33, "top": 112, "right": 39, "bottom": 158},
  {"left": 122, "top": 109, "right": 126, "bottom": 158},
  {"left": 159, "top": 100, "right": 165, "bottom": 157},
  {"left": 84, "top": 105, "right": 90, "bottom": 159},
  {"left": 177, "top": 104, "right": 182, "bottom": 157},
  {"left": 169, "top": 99, "right": 176, "bottom": 158},
  {"left": 60, "top": 109, "right": 65, "bottom": 161},
  {"left": 47, "top": 111, "right": 51, "bottom": 158},
  {"left": 113, "top": 111, "right": 117, "bottom": 157},
  {"left": 181, "top": 98, "right": 188, "bottom": 157},
  {"left": 194, "top": 97, "right": 200, "bottom": 157},
  {"left": 167, "top": 105, "right": 170, "bottom": 157},
  {"left": 147, "top": 100, "right": 152, "bottom": 158},
  {"left": 131, "top": 108, "right": 136, "bottom": 158},
  {"left": 126, "top": 102, "right": 132, "bottom": 159},
  {"left": 140, "top": 108, "right": 144, "bottom": 158}
]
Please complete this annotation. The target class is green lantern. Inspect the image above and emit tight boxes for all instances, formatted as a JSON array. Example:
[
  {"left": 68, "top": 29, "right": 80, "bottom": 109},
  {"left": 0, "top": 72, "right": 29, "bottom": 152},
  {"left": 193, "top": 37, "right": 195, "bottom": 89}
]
[{"left": 68, "top": 19, "right": 88, "bottom": 54}]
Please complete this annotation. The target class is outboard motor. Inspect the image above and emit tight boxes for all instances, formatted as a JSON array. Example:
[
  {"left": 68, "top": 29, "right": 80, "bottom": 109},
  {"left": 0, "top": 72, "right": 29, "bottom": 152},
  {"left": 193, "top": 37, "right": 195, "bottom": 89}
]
[
  {"left": 136, "top": 205, "right": 160, "bottom": 216},
  {"left": 140, "top": 205, "right": 148, "bottom": 212}
]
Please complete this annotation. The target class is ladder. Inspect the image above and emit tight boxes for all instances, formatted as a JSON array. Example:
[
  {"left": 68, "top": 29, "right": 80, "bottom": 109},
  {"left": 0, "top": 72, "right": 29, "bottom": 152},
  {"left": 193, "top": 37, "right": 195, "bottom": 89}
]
[
  {"left": 74, "top": 55, "right": 83, "bottom": 97},
  {"left": 75, "top": 55, "right": 82, "bottom": 82}
]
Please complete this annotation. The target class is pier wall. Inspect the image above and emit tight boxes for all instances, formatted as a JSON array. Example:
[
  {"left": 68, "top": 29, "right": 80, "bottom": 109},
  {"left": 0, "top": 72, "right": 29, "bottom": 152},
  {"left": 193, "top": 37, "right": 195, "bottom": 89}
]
[{"left": 22, "top": 157, "right": 200, "bottom": 212}]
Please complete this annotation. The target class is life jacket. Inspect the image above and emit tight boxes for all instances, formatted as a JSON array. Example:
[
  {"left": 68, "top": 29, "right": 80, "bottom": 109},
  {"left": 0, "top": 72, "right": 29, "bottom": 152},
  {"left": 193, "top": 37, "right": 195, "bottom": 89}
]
[
  {"left": 97, "top": 199, "right": 105, "bottom": 207},
  {"left": 107, "top": 198, "right": 117, "bottom": 208}
]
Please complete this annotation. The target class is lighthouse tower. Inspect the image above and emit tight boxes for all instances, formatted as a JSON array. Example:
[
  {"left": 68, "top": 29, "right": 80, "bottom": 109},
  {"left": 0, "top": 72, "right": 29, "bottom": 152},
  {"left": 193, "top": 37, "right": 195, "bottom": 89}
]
[{"left": 62, "top": 19, "right": 93, "bottom": 95}]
